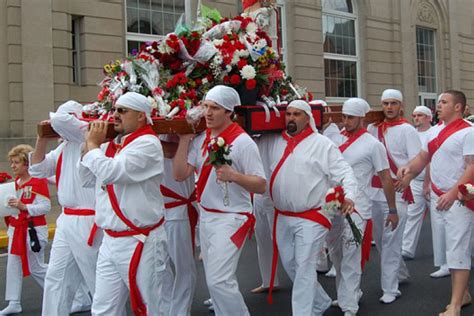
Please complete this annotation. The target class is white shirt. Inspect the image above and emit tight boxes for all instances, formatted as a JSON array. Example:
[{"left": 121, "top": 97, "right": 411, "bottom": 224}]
[
  {"left": 188, "top": 131, "right": 265, "bottom": 221},
  {"left": 79, "top": 134, "right": 165, "bottom": 231},
  {"left": 29, "top": 112, "right": 95, "bottom": 210},
  {"left": 325, "top": 131, "right": 389, "bottom": 219},
  {"left": 368, "top": 122, "right": 421, "bottom": 201},
  {"left": 422, "top": 121, "right": 474, "bottom": 192},
  {"left": 414, "top": 126, "right": 432, "bottom": 181},
  {"left": 261, "top": 132, "right": 358, "bottom": 213}
]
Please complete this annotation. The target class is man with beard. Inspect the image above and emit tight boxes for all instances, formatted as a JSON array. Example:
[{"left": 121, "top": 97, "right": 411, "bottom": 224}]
[
  {"left": 323, "top": 98, "right": 398, "bottom": 316},
  {"left": 402, "top": 106, "right": 434, "bottom": 262},
  {"left": 368, "top": 89, "right": 421, "bottom": 304},
  {"left": 262, "top": 100, "right": 358, "bottom": 315}
]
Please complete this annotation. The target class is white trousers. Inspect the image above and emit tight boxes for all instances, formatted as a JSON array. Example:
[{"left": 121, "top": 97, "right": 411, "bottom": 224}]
[
  {"left": 42, "top": 214, "right": 102, "bottom": 316},
  {"left": 327, "top": 214, "right": 366, "bottom": 314},
  {"left": 402, "top": 180, "right": 428, "bottom": 257},
  {"left": 430, "top": 192, "right": 473, "bottom": 269},
  {"left": 254, "top": 194, "right": 279, "bottom": 288},
  {"left": 371, "top": 200, "right": 408, "bottom": 295},
  {"left": 162, "top": 220, "right": 196, "bottom": 316},
  {"left": 91, "top": 226, "right": 168, "bottom": 316},
  {"left": 276, "top": 214, "right": 331, "bottom": 316},
  {"left": 200, "top": 213, "right": 249, "bottom": 316},
  {"left": 5, "top": 225, "right": 48, "bottom": 301}
]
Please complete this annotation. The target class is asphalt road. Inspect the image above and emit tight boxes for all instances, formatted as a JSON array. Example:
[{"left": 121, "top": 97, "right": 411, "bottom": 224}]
[{"left": 0, "top": 213, "right": 473, "bottom": 315}]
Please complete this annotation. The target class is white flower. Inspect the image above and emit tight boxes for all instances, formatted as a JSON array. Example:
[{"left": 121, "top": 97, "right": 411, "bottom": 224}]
[
  {"left": 210, "top": 139, "right": 216, "bottom": 145},
  {"left": 231, "top": 52, "right": 240, "bottom": 65},
  {"left": 213, "top": 54, "right": 223, "bottom": 65},
  {"left": 213, "top": 39, "right": 224, "bottom": 46},
  {"left": 240, "top": 65, "right": 256, "bottom": 80},
  {"left": 466, "top": 183, "right": 474, "bottom": 194},
  {"left": 202, "top": 78, "right": 209, "bottom": 85},
  {"left": 246, "top": 22, "right": 258, "bottom": 35},
  {"left": 226, "top": 65, "right": 232, "bottom": 72},
  {"left": 217, "top": 137, "right": 225, "bottom": 147},
  {"left": 177, "top": 86, "right": 186, "bottom": 94},
  {"left": 238, "top": 49, "right": 250, "bottom": 58}
]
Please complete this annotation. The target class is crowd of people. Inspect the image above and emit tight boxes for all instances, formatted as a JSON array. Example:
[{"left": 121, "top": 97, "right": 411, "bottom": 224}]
[{"left": 1, "top": 85, "right": 473, "bottom": 316}]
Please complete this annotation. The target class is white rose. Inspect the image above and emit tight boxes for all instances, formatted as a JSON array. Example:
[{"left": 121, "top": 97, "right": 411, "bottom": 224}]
[
  {"left": 240, "top": 65, "right": 256, "bottom": 80},
  {"left": 213, "top": 54, "right": 223, "bottom": 65},
  {"left": 217, "top": 137, "right": 225, "bottom": 147},
  {"left": 210, "top": 139, "right": 216, "bottom": 145},
  {"left": 466, "top": 183, "right": 474, "bottom": 194}
]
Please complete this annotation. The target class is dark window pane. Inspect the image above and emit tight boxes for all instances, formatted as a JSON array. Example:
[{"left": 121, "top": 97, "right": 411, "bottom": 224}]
[
  {"left": 139, "top": 0, "right": 150, "bottom": 10},
  {"left": 127, "top": 8, "right": 139, "bottom": 33},
  {"left": 416, "top": 27, "right": 436, "bottom": 93},
  {"left": 139, "top": 9, "right": 151, "bottom": 34},
  {"left": 324, "top": 59, "right": 357, "bottom": 97},
  {"left": 322, "top": 0, "right": 353, "bottom": 13},
  {"left": 151, "top": 11, "right": 163, "bottom": 35},
  {"left": 127, "top": 0, "right": 138, "bottom": 8},
  {"left": 151, "top": 0, "right": 162, "bottom": 10}
]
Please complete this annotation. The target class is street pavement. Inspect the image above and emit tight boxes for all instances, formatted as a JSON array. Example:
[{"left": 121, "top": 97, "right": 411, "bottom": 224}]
[{"left": 0, "top": 213, "right": 473, "bottom": 315}]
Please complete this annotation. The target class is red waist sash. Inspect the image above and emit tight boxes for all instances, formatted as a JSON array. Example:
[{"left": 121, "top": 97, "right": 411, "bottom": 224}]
[
  {"left": 63, "top": 207, "right": 98, "bottom": 247},
  {"left": 431, "top": 182, "right": 474, "bottom": 211}
]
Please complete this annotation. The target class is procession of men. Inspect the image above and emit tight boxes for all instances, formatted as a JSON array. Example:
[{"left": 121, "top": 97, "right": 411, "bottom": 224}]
[{"left": 0, "top": 85, "right": 474, "bottom": 316}]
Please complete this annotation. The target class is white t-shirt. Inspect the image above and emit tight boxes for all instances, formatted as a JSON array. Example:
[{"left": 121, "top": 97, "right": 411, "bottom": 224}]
[
  {"left": 368, "top": 122, "right": 421, "bottom": 201},
  {"left": 422, "top": 121, "right": 474, "bottom": 192},
  {"left": 261, "top": 132, "right": 358, "bottom": 213},
  {"left": 188, "top": 131, "right": 265, "bottom": 221}
]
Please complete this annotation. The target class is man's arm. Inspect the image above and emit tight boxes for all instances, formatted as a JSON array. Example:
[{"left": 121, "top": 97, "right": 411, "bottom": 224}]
[
  {"left": 378, "top": 168, "right": 399, "bottom": 229},
  {"left": 397, "top": 150, "right": 430, "bottom": 181},
  {"left": 31, "top": 120, "right": 57, "bottom": 165},
  {"left": 437, "top": 155, "right": 474, "bottom": 210},
  {"left": 173, "top": 134, "right": 196, "bottom": 182}
]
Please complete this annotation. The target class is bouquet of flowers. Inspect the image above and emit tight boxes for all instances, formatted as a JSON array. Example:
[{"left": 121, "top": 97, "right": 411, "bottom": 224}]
[
  {"left": 0, "top": 172, "right": 12, "bottom": 184},
  {"left": 207, "top": 137, "right": 232, "bottom": 206},
  {"left": 458, "top": 182, "right": 474, "bottom": 211},
  {"left": 321, "top": 185, "right": 363, "bottom": 246}
]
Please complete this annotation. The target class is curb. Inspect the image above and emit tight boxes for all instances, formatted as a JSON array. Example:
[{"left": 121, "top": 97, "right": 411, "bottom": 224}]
[{"left": 0, "top": 224, "right": 56, "bottom": 249}]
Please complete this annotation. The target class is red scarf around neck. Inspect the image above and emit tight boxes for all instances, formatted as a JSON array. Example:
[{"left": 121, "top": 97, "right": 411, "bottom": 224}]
[{"left": 339, "top": 128, "right": 367, "bottom": 153}]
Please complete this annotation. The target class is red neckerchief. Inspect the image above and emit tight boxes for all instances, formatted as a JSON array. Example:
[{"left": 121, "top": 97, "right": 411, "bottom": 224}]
[
  {"left": 339, "top": 128, "right": 367, "bottom": 153},
  {"left": 375, "top": 118, "right": 410, "bottom": 135},
  {"left": 196, "top": 123, "right": 246, "bottom": 202},
  {"left": 269, "top": 127, "right": 314, "bottom": 199},
  {"left": 104, "top": 124, "right": 158, "bottom": 316},
  {"left": 427, "top": 118, "right": 471, "bottom": 160}
]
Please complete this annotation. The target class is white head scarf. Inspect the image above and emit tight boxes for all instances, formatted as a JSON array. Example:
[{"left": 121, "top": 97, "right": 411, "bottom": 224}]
[
  {"left": 55, "top": 100, "right": 83, "bottom": 117},
  {"left": 413, "top": 105, "right": 432, "bottom": 120},
  {"left": 309, "top": 99, "right": 328, "bottom": 107},
  {"left": 342, "top": 98, "right": 371, "bottom": 117},
  {"left": 287, "top": 100, "right": 318, "bottom": 133},
  {"left": 116, "top": 92, "right": 153, "bottom": 125},
  {"left": 381, "top": 89, "right": 403, "bottom": 103},
  {"left": 204, "top": 85, "right": 241, "bottom": 111}
]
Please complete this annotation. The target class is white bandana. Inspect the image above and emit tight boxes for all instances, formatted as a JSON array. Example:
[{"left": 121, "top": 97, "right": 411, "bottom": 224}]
[
  {"left": 413, "top": 105, "right": 432, "bottom": 120},
  {"left": 342, "top": 98, "right": 371, "bottom": 117},
  {"left": 116, "top": 92, "right": 153, "bottom": 125},
  {"left": 381, "top": 89, "right": 403, "bottom": 102},
  {"left": 204, "top": 85, "right": 241, "bottom": 111},
  {"left": 287, "top": 100, "right": 318, "bottom": 133}
]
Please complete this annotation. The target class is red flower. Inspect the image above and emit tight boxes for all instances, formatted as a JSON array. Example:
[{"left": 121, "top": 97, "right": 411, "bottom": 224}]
[
  {"left": 245, "top": 79, "right": 257, "bottom": 90},
  {"left": 223, "top": 75, "right": 230, "bottom": 83},
  {"left": 237, "top": 59, "right": 248, "bottom": 69},
  {"left": 194, "top": 78, "right": 202, "bottom": 86},
  {"left": 0, "top": 172, "right": 12, "bottom": 184},
  {"left": 230, "top": 74, "right": 241, "bottom": 85}
]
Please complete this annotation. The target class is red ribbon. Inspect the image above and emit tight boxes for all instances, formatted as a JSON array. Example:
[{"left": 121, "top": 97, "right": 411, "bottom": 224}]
[{"left": 63, "top": 208, "right": 98, "bottom": 247}]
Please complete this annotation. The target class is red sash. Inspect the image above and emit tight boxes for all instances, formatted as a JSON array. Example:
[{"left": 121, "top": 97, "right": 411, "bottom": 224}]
[
  {"left": 431, "top": 182, "right": 474, "bottom": 211},
  {"left": 7, "top": 177, "right": 49, "bottom": 277},
  {"left": 338, "top": 128, "right": 367, "bottom": 153},
  {"left": 361, "top": 219, "right": 373, "bottom": 269},
  {"left": 160, "top": 185, "right": 198, "bottom": 254},
  {"left": 104, "top": 125, "right": 161, "bottom": 316},
  {"left": 371, "top": 120, "right": 414, "bottom": 203},
  {"left": 427, "top": 118, "right": 471, "bottom": 160}
]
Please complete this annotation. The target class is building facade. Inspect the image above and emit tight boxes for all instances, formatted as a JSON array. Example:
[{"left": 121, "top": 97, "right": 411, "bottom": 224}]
[{"left": 0, "top": 0, "right": 473, "bottom": 142}]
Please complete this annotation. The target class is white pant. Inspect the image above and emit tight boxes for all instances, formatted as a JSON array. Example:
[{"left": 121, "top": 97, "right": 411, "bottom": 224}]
[
  {"left": 92, "top": 226, "right": 168, "bottom": 315},
  {"left": 162, "top": 220, "right": 196, "bottom": 316},
  {"left": 402, "top": 180, "right": 427, "bottom": 257},
  {"left": 430, "top": 191, "right": 473, "bottom": 269},
  {"left": 276, "top": 214, "right": 331, "bottom": 316},
  {"left": 327, "top": 214, "right": 366, "bottom": 314},
  {"left": 5, "top": 225, "right": 48, "bottom": 301},
  {"left": 42, "top": 214, "right": 102, "bottom": 316},
  {"left": 372, "top": 200, "right": 408, "bottom": 295},
  {"left": 200, "top": 213, "right": 250, "bottom": 316},
  {"left": 254, "top": 194, "right": 279, "bottom": 288}
]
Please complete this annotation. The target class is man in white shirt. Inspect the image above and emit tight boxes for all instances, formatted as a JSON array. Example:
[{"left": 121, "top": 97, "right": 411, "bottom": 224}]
[
  {"left": 368, "top": 89, "right": 421, "bottom": 304},
  {"left": 324, "top": 98, "right": 398, "bottom": 316},
  {"left": 262, "top": 100, "right": 358, "bottom": 315},
  {"left": 30, "top": 101, "right": 101, "bottom": 316},
  {"left": 79, "top": 92, "right": 168, "bottom": 315},
  {"left": 173, "top": 85, "right": 266, "bottom": 316},
  {"left": 398, "top": 90, "right": 474, "bottom": 316},
  {"left": 402, "top": 106, "right": 433, "bottom": 261}
]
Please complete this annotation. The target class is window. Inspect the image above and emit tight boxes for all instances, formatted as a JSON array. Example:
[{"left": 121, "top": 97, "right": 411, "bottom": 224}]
[
  {"left": 126, "top": 0, "right": 188, "bottom": 55},
  {"left": 416, "top": 27, "right": 437, "bottom": 109},
  {"left": 276, "top": 0, "right": 287, "bottom": 64},
  {"left": 322, "top": 0, "right": 358, "bottom": 100},
  {"left": 71, "top": 16, "right": 82, "bottom": 85}
]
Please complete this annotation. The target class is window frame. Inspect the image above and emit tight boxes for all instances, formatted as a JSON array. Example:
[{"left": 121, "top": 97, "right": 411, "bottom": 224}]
[{"left": 322, "top": 1, "right": 360, "bottom": 102}]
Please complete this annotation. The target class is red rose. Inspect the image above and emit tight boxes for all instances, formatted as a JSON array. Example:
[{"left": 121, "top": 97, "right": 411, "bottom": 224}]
[
  {"left": 223, "top": 75, "right": 230, "bottom": 83},
  {"left": 230, "top": 74, "right": 241, "bottom": 85},
  {"left": 237, "top": 59, "right": 248, "bottom": 69},
  {"left": 245, "top": 79, "right": 257, "bottom": 90}
]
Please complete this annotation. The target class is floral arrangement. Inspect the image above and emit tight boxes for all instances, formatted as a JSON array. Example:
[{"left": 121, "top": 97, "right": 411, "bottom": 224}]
[
  {"left": 458, "top": 182, "right": 474, "bottom": 211},
  {"left": 89, "top": 5, "right": 311, "bottom": 121},
  {"left": 321, "top": 185, "right": 363, "bottom": 246},
  {"left": 0, "top": 172, "right": 12, "bottom": 184},
  {"left": 207, "top": 137, "right": 232, "bottom": 205}
]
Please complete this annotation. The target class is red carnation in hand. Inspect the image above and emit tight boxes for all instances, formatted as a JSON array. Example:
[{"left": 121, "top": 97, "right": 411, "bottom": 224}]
[
  {"left": 230, "top": 74, "right": 241, "bottom": 86},
  {"left": 245, "top": 79, "right": 257, "bottom": 90}
]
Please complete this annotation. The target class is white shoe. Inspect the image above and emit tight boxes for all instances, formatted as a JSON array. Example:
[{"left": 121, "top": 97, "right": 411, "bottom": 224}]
[
  {"left": 0, "top": 301, "right": 22, "bottom": 315},
  {"left": 430, "top": 267, "right": 450, "bottom": 278},
  {"left": 203, "top": 298, "right": 213, "bottom": 306},
  {"left": 325, "top": 266, "right": 336, "bottom": 278},
  {"left": 70, "top": 304, "right": 91, "bottom": 314},
  {"left": 379, "top": 291, "right": 401, "bottom": 304}
]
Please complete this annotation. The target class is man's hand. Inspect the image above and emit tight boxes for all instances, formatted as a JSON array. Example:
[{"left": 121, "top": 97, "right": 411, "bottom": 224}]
[
  {"left": 341, "top": 198, "right": 355, "bottom": 215},
  {"left": 385, "top": 214, "right": 399, "bottom": 230},
  {"left": 397, "top": 166, "right": 410, "bottom": 180},
  {"left": 458, "top": 191, "right": 474, "bottom": 202},
  {"left": 216, "top": 164, "right": 237, "bottom": 182},
  {"left": 86, "top": 120, "right": 108, "bottom": 149},
  {"left": 394, "top": 176, "right": 410, "bottom": 193},
  {"left": 436, "top": 190, "right": 458, "bottom": 211},
  {"left": 8, "top": 198, "right": 26, "bottom": 211}
]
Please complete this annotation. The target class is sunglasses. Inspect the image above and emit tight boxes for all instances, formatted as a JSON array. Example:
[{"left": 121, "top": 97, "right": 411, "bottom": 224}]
[{"left": 112, "top": 107, "right": 129, "bottom": 114}]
